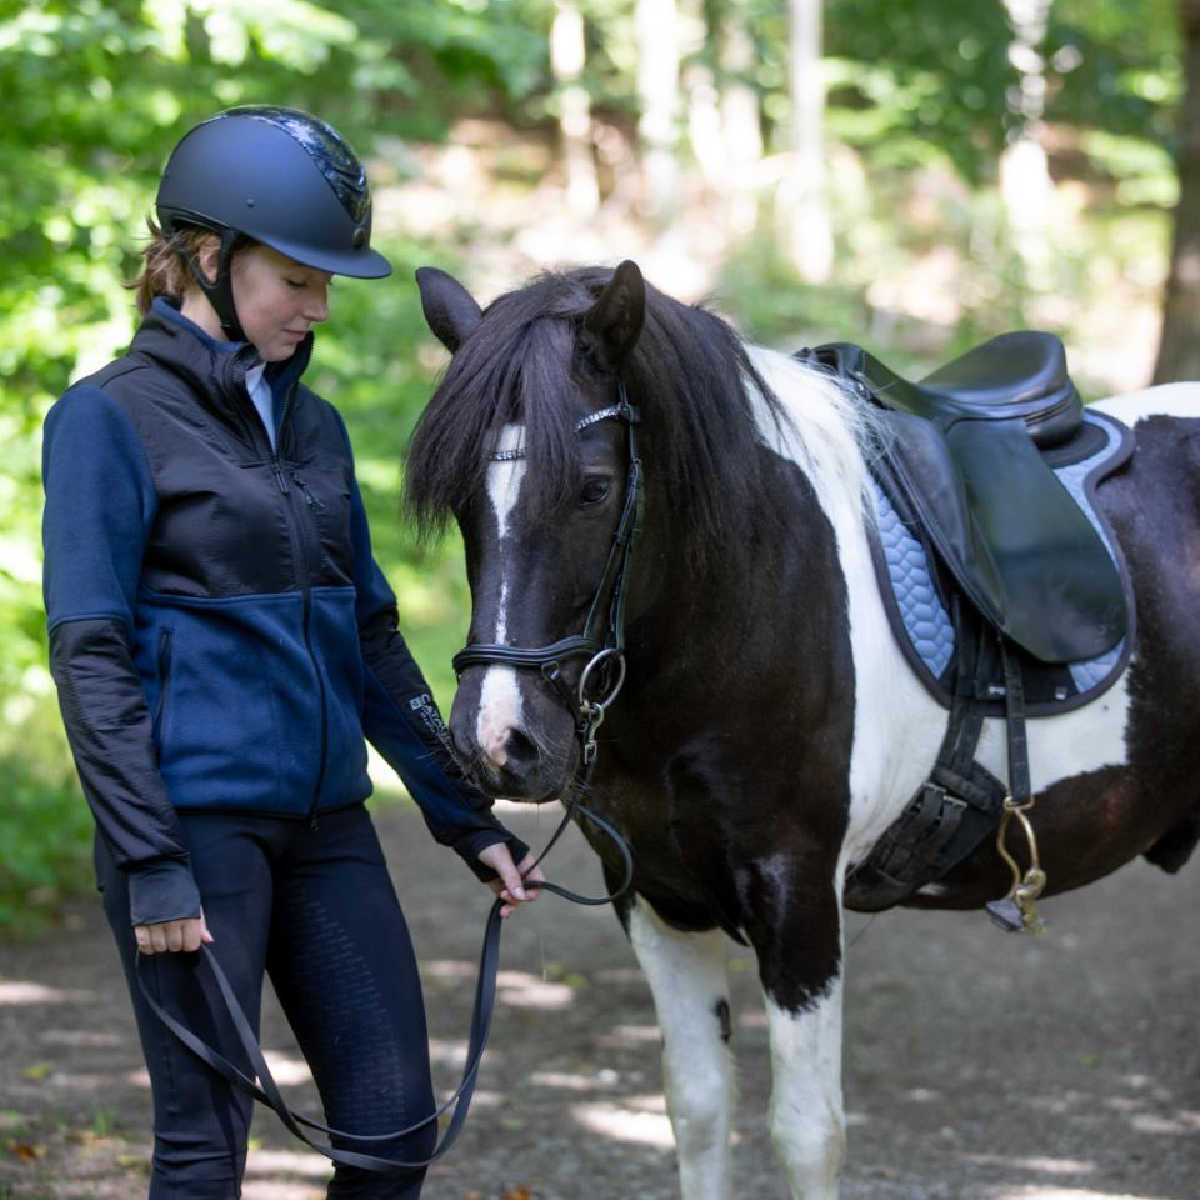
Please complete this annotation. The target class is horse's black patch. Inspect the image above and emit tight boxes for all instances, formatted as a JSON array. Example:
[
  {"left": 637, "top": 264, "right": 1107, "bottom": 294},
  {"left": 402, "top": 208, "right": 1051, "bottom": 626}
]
[{"left": 714, "top": 997, "right": 732, "bottom": 1045}]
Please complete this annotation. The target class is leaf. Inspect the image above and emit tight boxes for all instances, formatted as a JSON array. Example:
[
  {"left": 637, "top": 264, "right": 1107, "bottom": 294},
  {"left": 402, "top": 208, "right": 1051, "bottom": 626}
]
[
  {"left": 10, "top": 1142, "right": 42, "bottom": 1161},
  {"left": 500, "top": 1188, "right": 532, "bottom": 1200},
  {"left": 19, "top": 1063, "right": 51, "bottom": 1082}
]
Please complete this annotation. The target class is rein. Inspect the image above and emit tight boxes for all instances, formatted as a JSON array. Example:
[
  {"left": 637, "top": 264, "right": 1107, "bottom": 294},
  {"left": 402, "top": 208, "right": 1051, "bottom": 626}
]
[
  {"left": 136, "top": 389, "right": 644, "bottom": 1174},
  {"left": 136, "top": 802, "right": 632, "bottom": 1173}
]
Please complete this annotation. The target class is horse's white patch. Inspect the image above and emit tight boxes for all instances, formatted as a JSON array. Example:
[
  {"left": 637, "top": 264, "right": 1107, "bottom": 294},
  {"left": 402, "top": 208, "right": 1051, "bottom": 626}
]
[
  {"left": 764, "top": 979, "right": 846, "bottom": 1199},
  {"left": 745, "top": 345, "right": 945, "bottom": 862},
  {"left": 1092, "top": 381, "right": 1200, "bottom": 425},
  {"left": 744, "top": 347, "right": 1152, "bottom": 868},
  {"left": 627, "top": 899, "right": 733, "bottom": 1199},
  {"left": 477, "top": 424, "right": 526, "bottom": 766}
]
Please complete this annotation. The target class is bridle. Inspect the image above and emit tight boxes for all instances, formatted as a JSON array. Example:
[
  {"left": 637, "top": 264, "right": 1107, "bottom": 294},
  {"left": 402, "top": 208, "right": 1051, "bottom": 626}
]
[{"left": 452, "top": 383, "right": 644, "bottom": 770}]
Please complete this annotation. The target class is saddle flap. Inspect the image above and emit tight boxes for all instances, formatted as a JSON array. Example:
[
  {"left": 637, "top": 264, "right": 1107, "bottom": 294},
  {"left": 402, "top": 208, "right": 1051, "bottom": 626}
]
[{"left": 879, "top": 413, "right": 1128, "bottom": 664}]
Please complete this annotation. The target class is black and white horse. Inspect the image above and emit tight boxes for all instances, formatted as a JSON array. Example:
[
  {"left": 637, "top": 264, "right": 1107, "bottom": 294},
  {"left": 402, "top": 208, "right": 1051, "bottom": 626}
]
[{"left": 405, "top": 260, "right": 1200, "bottom": 1198}]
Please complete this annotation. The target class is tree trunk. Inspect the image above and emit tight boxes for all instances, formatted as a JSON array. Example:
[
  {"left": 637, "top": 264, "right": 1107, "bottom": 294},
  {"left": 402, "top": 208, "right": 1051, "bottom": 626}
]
[
  {"left": 1153, "top": 0, "right": 1200, "bottom": 382},
  {"left": 1000, "top": 0, "right": 1054, "bottom": 288},
  {"left": 635, "top": 0, "right": 681, "bottom": 220},
  {"left": 780, "top": 0, "right": 832, "bottom": 282},
  {"left": 720, "top": 3, "right": 763, "bottom": 235},
  {"left": 551, "top": 1, "right": 599, "bottom": 217}
]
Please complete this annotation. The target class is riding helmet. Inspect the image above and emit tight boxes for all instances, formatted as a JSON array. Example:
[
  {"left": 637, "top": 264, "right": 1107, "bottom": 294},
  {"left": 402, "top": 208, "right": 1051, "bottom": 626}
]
[{"left": 155, "top": 106, "right": 391, "bottom": 338}]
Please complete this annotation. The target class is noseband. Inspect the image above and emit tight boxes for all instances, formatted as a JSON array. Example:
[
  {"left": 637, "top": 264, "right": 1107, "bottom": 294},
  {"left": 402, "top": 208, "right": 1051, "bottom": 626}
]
[{"left": 451, "top": 384, "right": 643, "bottom": 766}]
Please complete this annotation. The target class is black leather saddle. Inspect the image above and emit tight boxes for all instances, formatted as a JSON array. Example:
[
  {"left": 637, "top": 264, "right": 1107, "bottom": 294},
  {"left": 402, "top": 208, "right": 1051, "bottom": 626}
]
[{"left": 799, "top": 332, "right": 1127, "bottom": 663}]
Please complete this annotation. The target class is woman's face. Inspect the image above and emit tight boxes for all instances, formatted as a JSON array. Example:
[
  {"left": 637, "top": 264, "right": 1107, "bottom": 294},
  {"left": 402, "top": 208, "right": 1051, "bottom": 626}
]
[{"left": 230, "top": 244, "right": 332, "bottom": 362}]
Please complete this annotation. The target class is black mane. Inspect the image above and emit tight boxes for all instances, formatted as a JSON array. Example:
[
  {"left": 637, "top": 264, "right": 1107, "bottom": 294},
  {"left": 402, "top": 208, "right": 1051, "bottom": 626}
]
[{"left": 405, "top": 266, "right": 788, "bottom": 571}]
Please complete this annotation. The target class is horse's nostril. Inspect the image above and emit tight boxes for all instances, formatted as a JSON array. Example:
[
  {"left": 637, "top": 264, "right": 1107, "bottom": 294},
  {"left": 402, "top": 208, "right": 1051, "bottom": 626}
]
[{"left": 505, "top": 729, "right": 539, "bottom": 767}]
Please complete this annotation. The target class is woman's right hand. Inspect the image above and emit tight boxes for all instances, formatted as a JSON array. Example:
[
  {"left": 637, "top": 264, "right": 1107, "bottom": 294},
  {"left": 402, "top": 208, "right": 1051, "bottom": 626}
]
[{"left": 134, "top": 909, "right": 213, "bottom": 954}]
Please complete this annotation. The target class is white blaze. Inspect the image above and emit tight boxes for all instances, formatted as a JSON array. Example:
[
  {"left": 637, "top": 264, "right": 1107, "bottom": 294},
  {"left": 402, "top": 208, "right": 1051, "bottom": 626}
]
[{"left": 477, "top": 424, "right": 526, "bottom": 767}]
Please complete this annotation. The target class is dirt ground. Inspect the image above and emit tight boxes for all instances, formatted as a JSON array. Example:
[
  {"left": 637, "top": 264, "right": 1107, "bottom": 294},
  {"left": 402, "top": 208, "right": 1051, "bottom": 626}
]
[{"left": 1, "top": 798, "right": 1196, "bottom": 1200}]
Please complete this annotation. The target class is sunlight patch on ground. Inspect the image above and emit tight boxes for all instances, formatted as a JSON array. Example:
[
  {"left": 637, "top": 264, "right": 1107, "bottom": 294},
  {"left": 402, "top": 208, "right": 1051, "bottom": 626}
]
[
  {"left": 39, "top": 1028, "right": 124, "bottom": 1047},
  {"left": 421, "top": 959, "right": 476, "bottom": 983},
  {"left": 428, "top": 1036, "right": 469, "bottom": 1067},
  {"left": 963, "top": 1154, "right": 1096, "bottom": 1175},
  {"left": 0, "top": 980, "right": 93, "bottom": 1004},
  {"left": 495, "top": 969, "right": 575, "bottom": 1009},
  {"left": 573, "top": 1098, "right": 674, "bottom": 1149},
  {"left": 261, "top": 1050, "right": 312, "bottom": 1087},
  {"left": 597, "top": 1023, "right": 661, "bottom": 1048},
  {"left": 244, "top": 1148, "right": 331, "bottom": 1179},
  {"left": 529, "top": 1068, "right": 621, "bottom": 1091},
  {"left": 985, "top": 1189, "right": 1173, "bottom": 1200}
]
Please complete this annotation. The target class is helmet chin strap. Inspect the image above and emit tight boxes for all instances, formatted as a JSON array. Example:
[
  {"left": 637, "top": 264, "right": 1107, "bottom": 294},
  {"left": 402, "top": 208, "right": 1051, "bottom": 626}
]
[{"left": 183, "top": 227, "right": 246, "bottom": 343}]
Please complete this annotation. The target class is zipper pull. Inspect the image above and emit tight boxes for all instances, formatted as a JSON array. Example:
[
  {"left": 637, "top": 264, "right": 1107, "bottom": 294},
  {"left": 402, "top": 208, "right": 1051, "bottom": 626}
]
[
  {"left": 292, "top": 472, "right": 326, "bottom": 510},
  {"left": 273, "top": 462, "right": 289, "bottom": 493}
]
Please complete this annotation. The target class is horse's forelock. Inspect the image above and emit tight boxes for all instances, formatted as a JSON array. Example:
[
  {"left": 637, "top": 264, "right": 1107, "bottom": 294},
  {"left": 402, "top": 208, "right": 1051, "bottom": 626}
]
[
  {"left": 405, "top": 274, "right": 592, "bottom": 537},
  {"left": 405, "top": 267, "right": 793, "bottom": 570}
]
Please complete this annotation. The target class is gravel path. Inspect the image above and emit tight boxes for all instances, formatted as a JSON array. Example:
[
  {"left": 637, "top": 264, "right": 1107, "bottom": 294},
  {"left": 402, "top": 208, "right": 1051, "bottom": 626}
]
[{"left": 1, "top": 799, "right": 1196, "bottom": 1199}]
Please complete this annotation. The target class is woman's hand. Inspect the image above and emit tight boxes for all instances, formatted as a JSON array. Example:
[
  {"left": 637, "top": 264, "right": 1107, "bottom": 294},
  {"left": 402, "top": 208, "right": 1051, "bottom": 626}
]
[
  {"left": 134, "top": 909, "right": 214, "bottom": 955},
  {"left": 477, "top": 843, "right": 546, "bottom": 917}
]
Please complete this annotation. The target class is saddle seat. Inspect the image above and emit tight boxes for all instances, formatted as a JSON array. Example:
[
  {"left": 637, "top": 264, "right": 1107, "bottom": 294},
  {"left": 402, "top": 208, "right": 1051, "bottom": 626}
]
[{"left": 799, "top": 333, "right": 1128, "bottom": 664}]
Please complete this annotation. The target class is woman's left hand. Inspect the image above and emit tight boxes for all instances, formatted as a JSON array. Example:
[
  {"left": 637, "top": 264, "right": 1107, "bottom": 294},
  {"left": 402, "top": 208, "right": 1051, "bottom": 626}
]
[{"left": 477, "top": 842, "right": 545, "bottom": 917}]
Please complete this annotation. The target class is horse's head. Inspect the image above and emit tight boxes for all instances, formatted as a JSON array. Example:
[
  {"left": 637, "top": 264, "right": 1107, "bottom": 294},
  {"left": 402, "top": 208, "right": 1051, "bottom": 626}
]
[{"left": 407, "top": 262, "right": 647, "bottom": 801}]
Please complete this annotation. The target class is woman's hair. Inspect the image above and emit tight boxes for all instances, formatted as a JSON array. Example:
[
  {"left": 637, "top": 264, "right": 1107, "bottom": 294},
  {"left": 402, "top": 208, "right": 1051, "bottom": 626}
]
[{"left": 127, "top": 219, "right": 215, "bottom": 315}]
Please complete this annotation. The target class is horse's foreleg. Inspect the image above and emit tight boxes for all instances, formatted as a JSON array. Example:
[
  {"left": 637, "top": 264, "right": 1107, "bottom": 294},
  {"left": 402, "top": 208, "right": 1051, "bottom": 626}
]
[
  {"left": 750, "top": 869, "right": 846, "bottom": 1199},
  {"left": 627, "top": 896, "right": 733, "bottom": 1200},
  {"left": 764, "top": 976, "right": 846, "bottom": 1198}
]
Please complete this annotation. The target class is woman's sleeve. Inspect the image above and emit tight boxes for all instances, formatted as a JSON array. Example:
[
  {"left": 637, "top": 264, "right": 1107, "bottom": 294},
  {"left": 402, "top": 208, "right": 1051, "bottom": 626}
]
[
  {"left": 335, "top": 418, "right": 529, "bottom": 879},
  {"left": 42, "top": 387, "right": 202, "bottom": 926}
]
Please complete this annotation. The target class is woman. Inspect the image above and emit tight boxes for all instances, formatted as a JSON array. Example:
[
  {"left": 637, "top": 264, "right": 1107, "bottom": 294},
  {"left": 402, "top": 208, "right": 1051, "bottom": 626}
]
[{"left": 41, "top": 106, "right": 540, "bottom": 1198}]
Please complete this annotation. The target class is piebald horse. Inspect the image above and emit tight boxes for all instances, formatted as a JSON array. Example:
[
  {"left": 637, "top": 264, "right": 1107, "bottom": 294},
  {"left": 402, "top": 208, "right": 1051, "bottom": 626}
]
[{"left": 405, "top": 260, "right": 1199, "bottom": 1198}]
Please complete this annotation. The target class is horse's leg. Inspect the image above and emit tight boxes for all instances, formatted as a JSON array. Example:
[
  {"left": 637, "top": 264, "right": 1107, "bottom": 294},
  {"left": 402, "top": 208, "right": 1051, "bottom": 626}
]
[
  {"left": 627, "top": 896, "right": 733, "bottom": 1200},
  {"left": 750, "top": 869, "right": 846, "bottom": 1199}
]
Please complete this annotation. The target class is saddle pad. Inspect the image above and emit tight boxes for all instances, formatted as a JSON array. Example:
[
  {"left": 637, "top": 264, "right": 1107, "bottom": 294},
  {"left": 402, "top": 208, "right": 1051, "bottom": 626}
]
[{"left": 868, "top": 409, "right": 1135, "bottom": 716}]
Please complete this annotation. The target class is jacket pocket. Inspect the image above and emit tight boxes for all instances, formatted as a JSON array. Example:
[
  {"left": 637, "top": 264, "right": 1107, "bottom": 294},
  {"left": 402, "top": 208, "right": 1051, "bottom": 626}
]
[{"left": 151, "top": 627, "right": 173, "bottom": 757}]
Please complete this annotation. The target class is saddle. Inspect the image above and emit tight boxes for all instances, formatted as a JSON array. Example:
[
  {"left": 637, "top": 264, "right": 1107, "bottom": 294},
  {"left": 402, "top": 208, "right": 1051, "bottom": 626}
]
[
  {"left": 797, "top": 333, "right": 1133, "bottom": 925},
  {"left": 801, "top": 333, "right": 1126, "bottom": 664}
]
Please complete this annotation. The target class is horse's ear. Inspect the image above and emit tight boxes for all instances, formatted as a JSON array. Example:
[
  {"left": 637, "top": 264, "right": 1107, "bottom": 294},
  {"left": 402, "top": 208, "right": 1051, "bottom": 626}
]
[
  {"left": 583, "top": 260, "right": 645, "bottom": 369},
  {"left": 415, "top": 266, "right": 483, "bottom": 353}
]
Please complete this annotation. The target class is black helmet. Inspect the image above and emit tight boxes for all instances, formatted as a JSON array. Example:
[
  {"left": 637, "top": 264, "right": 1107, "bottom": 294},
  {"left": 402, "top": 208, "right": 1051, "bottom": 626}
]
[{"left": 156, "top": 106, "right": 390, "bottom": 339}]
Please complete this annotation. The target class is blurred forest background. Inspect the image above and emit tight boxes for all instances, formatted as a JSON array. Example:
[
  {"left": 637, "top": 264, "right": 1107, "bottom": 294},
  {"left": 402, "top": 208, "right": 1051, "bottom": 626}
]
[{"left": 2, "top": 0, "right": 1198, "bottom": 934}]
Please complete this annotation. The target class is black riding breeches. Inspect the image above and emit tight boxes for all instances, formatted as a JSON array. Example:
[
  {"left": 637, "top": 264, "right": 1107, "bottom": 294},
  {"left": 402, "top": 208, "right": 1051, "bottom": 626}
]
[{"left": 96, "top": 804, "right": 437, "bottom": 1199}]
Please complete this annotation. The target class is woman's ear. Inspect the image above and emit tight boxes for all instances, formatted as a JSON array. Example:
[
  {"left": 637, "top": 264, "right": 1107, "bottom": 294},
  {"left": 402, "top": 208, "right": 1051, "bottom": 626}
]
[
  {"left": 191, "top": 234, "right": 222, "bottom": 286},
  {"left": 415, "top": 266, "right": 483, "bottom": 353}
]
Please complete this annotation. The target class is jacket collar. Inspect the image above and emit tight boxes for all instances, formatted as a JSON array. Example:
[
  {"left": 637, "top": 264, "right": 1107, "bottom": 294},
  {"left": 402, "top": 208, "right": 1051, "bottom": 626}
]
[{"left": 132, "top": 299, "right": 314, "bottom": 433}]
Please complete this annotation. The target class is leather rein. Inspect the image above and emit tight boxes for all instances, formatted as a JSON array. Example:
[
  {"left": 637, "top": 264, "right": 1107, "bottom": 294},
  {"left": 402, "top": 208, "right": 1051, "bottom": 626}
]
[{"left": 136, "top": 387, "right": 643, "bottom": 1174}]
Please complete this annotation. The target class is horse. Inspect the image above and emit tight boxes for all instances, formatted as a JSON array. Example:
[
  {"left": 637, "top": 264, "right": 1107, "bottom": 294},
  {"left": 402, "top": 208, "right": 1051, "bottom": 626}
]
[{"left": 403, "top": 258, "right": 1200, "bottom": 1198}]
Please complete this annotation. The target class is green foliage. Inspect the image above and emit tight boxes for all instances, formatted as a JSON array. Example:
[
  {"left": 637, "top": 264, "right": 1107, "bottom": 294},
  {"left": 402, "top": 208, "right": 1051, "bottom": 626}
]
[{"left": 0, "top": 0, "right": 1188, "bottom": 937}]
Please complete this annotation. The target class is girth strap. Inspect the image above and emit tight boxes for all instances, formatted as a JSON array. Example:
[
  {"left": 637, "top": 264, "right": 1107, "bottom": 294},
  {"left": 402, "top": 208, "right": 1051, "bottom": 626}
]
[{"left": 843, "top": 604, "right": 1016, "bottom": 912}]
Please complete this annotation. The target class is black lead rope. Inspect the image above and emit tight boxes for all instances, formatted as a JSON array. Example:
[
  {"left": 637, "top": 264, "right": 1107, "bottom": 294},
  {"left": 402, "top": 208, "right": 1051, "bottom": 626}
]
[{"left": 136, "top": 801, "right": 633, "bottom": 1173}]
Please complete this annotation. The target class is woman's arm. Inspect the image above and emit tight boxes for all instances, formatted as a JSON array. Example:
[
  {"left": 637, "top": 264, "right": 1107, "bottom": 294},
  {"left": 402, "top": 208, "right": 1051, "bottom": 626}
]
[{"left": 42, "top": 387, "right": 202, "bottom": 928}]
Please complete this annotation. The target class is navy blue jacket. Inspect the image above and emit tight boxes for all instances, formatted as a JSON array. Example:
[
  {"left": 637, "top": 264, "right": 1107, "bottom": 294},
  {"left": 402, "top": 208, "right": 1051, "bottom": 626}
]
[{"left": 43, "top": 299, "right": 524, "bottom": 925}]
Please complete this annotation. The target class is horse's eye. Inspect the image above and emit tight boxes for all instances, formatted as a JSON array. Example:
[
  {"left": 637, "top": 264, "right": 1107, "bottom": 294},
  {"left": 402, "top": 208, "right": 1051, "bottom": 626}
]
[{"left": 580, "top": 476, "right": 612, "bottom": 506}]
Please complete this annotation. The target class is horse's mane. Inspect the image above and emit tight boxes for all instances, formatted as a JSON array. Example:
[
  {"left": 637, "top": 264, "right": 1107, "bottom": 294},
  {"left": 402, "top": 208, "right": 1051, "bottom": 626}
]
[{"left": 405, "top": 266, "right": 855, "bottom": 574}]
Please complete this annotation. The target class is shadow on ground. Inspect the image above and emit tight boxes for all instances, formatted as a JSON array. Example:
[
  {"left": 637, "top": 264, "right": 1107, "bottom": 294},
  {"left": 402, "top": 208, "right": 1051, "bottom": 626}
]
[{"left": 1, "top": 799, "right": 1196, "bottom": 1199}]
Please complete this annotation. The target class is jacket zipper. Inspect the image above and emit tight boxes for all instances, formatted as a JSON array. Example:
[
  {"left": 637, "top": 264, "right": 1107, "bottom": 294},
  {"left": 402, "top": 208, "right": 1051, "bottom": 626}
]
[
  {"left": 232, "top": 361, "right": 330, "bottom": 827},
  {"left": 152, "top": 628, "right": 173, "bottom": 753},
  {"left": 272, "top": 393, "right": 329, "bottom": 829}
]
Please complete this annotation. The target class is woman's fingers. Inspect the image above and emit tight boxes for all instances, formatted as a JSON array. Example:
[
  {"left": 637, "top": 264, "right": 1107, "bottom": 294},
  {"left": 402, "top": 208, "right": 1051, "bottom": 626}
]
[{"left": 134, "top": 916, "right": 210, "bottom": 954}]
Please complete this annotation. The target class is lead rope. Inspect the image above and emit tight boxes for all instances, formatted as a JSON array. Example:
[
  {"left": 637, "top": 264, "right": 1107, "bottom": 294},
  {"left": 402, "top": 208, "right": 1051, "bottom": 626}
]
[{"left": 136, "top": 796, "right": 632, "bottom": 1173}]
